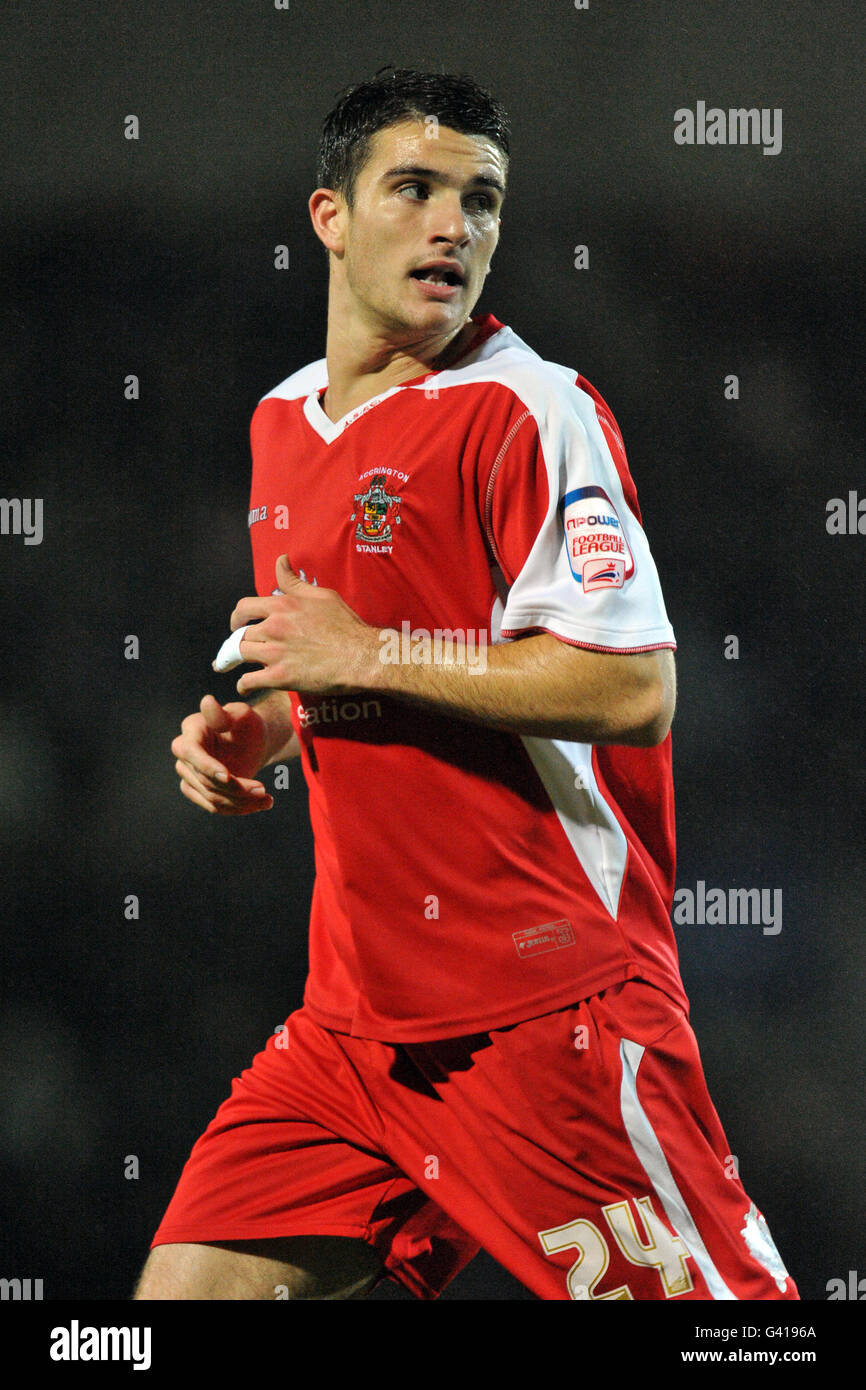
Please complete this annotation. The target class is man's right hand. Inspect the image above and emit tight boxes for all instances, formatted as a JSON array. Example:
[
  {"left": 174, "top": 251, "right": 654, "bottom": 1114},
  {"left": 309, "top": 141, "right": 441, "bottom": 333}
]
[{"left": 172, "top": 695, "right": 275, "bottom": 815}]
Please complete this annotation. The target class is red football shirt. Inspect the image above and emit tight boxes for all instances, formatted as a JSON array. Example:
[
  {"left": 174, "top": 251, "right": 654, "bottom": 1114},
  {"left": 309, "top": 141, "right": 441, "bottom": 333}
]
[{"left": 246, "top": 313, "right": 682, "bottom": 1041}]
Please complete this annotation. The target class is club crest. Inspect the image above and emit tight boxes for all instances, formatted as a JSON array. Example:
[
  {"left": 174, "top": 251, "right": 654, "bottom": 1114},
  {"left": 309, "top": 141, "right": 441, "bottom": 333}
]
[
  {"left": 351, "top": 474, "right": 402, "bottom": 547},
  {"left": 741, "top": 1202, "right": 789, "bottom": 1293}
]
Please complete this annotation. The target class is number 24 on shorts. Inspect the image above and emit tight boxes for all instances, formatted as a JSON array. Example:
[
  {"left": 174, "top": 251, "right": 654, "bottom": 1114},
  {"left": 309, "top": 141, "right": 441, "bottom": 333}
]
[{"left": 539, "top": 1195, "right": 694, "bottom": 1300}]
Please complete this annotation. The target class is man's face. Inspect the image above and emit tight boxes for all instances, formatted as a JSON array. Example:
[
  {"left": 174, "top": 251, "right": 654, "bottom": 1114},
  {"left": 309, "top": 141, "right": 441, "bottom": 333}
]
[{"left": 333, "top": 118, "right": 506, "bottom": 340}]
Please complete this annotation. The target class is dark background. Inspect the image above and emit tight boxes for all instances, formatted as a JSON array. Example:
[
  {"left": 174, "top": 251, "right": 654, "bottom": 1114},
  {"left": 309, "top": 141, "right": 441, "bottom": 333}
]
[{"left": 0, "top": 0, "right": 862, "bottom": 1302}]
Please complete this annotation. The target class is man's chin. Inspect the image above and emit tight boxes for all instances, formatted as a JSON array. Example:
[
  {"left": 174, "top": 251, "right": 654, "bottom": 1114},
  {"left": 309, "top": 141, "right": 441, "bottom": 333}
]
[
  {"left": 411, "top": 290, "right": 477, "bottom": 329},
  {"left": 378, "top": 301, "right": 464, "bottom": 341}
]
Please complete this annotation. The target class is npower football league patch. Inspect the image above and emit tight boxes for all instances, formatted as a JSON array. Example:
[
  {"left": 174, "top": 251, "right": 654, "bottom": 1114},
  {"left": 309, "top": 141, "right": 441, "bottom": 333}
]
[{"left": 561, "top": 485, "right": 634, "bottom": 592}]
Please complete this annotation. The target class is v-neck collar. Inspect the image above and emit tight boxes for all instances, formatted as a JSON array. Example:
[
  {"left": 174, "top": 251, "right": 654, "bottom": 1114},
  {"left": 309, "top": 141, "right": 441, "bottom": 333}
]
[
  {"left": 302, "top": 313, "right": 503, "bottom": 446},
  {"left": 302, "top": 381, "right": 407, "bottom": 445}
]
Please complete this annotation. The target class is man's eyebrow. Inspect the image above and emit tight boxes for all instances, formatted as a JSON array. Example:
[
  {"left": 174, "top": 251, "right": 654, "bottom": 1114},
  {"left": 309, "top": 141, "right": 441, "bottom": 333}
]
[{"left": 381, "top": 164, "right": 506, "bottom": 195}]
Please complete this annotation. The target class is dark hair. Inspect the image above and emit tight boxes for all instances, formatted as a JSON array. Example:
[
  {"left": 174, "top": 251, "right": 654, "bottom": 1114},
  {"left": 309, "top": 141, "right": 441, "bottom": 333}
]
[{"left": 317, "top": 67, "right": 510, "bottom": 207}]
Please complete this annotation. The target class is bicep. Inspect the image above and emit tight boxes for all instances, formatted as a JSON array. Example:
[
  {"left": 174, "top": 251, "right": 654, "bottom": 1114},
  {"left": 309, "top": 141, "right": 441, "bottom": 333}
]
[{"left": 549, "top": 637, "right": 676, "bottom": 745}]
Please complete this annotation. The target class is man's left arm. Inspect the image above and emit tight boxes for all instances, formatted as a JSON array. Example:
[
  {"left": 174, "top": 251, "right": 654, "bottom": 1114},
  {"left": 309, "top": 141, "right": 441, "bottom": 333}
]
[
  {"left": 228, "top": 555, "right": 676, "bottom": 747},
  {"left": 368, "top": 631, "right": 675, "bottom": 746}
]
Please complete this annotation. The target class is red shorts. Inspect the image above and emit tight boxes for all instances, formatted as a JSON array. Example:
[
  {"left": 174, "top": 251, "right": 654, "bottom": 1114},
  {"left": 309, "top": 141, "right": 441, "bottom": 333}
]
[{"left": 151, "top": 981, "right": 799, "bottom": 1301}]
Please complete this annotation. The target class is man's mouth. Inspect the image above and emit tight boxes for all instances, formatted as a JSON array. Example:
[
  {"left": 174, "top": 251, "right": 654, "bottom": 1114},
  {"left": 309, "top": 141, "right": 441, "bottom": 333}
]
[{"left": 409, "top": 265, "right": 465, "bottom": 287}]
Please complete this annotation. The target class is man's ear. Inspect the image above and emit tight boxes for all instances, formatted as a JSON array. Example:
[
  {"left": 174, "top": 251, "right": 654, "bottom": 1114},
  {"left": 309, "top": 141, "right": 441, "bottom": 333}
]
[{"left": 309, "top": 188, "right": 346, "bottom": 256}]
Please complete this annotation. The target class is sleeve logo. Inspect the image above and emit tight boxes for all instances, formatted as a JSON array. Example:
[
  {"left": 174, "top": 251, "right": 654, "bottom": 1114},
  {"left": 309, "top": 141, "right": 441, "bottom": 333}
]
[{"left": 561, "top": 486, "right": 634, "bottom": 591}]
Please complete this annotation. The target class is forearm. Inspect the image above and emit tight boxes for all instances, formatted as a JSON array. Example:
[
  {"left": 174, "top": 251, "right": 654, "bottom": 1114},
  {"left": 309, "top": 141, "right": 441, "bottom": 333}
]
[
  {"left": 363, "top": 632, "right": 674, "bottom": 745},
  {"left": 228, "top": 568, "right": 674, "bottom": 746},
  {"left": 248, "top": 689, "right": 302, "bottom": 764}
]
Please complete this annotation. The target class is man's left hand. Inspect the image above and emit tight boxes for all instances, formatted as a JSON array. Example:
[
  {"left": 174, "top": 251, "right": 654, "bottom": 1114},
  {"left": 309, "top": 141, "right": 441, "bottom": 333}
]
[{"left": 229, "top": 555, "right": 378, "bottom": 698}]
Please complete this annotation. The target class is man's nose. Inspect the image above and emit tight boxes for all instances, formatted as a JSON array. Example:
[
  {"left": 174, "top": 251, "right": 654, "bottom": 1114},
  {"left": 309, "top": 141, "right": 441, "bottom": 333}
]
[{"left": 428, "top": 192, "right": 471, "bottom": 243}]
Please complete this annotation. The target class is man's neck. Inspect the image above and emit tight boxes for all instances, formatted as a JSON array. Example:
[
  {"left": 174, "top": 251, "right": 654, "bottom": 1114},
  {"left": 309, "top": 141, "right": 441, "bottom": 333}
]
[{"left": 319, "top": 307, "right": 478, "bottom": 423}]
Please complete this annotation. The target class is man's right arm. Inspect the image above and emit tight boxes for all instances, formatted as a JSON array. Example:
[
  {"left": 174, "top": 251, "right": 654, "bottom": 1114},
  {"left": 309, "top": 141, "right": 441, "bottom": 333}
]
[
  {"left": 172, "top": 690, "right": 300, "bottom": 816},
  {"left": 247, "top": 688, "right": 302, "bottom": 764}
]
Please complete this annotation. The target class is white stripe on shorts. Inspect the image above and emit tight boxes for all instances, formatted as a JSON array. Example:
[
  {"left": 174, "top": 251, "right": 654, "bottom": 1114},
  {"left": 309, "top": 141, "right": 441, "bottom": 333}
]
[{"left": 619, "top": 1037, "right": 737, "bottom": 1300}]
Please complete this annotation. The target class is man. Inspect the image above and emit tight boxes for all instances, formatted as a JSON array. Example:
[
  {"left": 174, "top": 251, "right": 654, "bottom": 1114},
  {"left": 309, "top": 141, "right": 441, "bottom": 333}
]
[{"left": 136, "top": 69, "right": 797, "bottom": 1301}]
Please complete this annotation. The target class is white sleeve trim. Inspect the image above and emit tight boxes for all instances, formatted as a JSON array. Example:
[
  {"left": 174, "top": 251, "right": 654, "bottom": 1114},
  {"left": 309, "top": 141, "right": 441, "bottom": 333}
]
[
  {"left": 501, "top": 616, "right": 677, "bottom": 651},
  {"left": 491, "top": 371, "right": 676, "bottom": 653}
]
